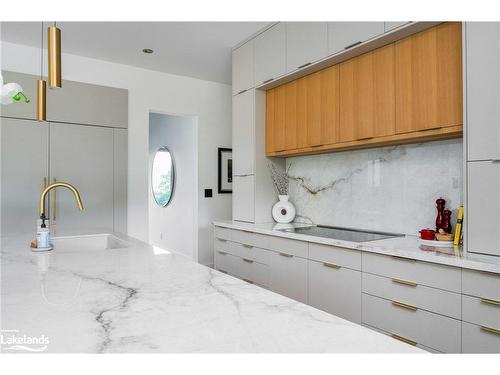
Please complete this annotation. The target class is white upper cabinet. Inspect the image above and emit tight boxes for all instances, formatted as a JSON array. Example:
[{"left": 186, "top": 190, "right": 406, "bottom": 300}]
[
  {"left": 327, "top": 22, "right": 385, "bottom": 54},
  {"left": 467, "top": 161, "right": 500, "bottom": 257},
  {"left": 466, "top": 22, "right": 500, "bottom": 161},
  {"left": 232, "top": 40, "right": 255, "bottom": 95},
  {"left": 232, "top": 89, "right": 255, "bottom": 176},
  {"left": 285, "top": 22, "right": 328, "bottom": 73},
  {"left": 254, "top": 23, "right": 286, "bottom": 85},
  {"left": 384, "top": 22, "right": 410, "bottom": 32}
]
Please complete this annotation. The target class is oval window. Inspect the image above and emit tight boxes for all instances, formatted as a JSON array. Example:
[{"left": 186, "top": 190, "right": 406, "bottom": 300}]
[{"left": 151, "top": 146, "right": 174, "bottom": 207}]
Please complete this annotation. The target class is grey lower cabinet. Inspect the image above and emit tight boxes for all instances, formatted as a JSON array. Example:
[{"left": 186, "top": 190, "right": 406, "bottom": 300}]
[
  {"left": 213, "top": 225, "right": 500, "bottom": 353},
  {"left": 268, "top": 251, "right": 308, "bottom": 303},
  {"left": 308, "top": 260, "right": 362, "bottom": 323},
  {"left": 467, "top": 161, "right": 500, "bottom": 257},
  {"left": 49, "top": 122, "right": 114, "bottom": 234},
  {"left": 0, "top": 118, "right": 49, "bottom": 236}
]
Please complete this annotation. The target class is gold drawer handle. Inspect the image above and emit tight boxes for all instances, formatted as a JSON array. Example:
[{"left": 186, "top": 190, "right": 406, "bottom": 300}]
[
  {"left": 242, "top": 244, "right": 253, "bottom": 249},
  {"left": 323, "top": 262, "right": 341, "bottom": 269},
  {"left": 480, "top": 298, "right": 500, "bottom": 307},
  {"left": 242, "top": 258, "right": 253, "bottom": 263},
  {"left": 392, "top": 300, "right": 418, "bottom": 312},
  {"left": 391, "top": 256, "right": 416, "bottom": 263},
  {"left": 216, "top": 238, "right": 227, "bottom": 242},
  {"left": 392, "top": 278, "right": 417, "bottom": 287},
  {"left": 391, "top": 334, "right": 417, "bottom": 346},
  {"left": 279, "top": 252, "right": 293, "bottom": 258},
  {"left": 480, "top": 326, "right": 500, "bottom": 336},
  {"left": 218, "top": 269, "right": 228, "bottom": 274},
  {"left": 217, "top": 250, "right": 228, "bottom": 255},
  {"left": 242, "top": 278, "right": 254, "bottom": 284}
]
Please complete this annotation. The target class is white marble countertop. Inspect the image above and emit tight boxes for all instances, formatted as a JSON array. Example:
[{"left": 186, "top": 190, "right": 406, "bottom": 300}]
[
  {"left": 0, "top": 233, "right": 423, "bottom": 353},
  {"left": 213, "top": 221, "right": 500, "bottom": 274}
]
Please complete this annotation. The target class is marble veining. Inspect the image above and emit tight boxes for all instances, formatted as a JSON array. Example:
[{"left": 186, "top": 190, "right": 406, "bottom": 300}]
[
  {"left": 286, "top": 140, "right": 463, "bottom": 235},
  {"left": 0, "top": 233, "right": 423, "bottom": 353}
]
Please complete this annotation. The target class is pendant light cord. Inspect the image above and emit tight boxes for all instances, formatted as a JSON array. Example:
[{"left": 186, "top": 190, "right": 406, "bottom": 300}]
[{"left": 40, "top": 21, "right": 43, "bottom": 80}]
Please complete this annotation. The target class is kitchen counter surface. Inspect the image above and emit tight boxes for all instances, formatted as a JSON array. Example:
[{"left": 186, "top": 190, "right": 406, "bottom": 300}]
[
  {"left": 0, "top": 233, "right": 423, "bottom": 353},
  {"left": 213, "top": 221, "right": 500, "bottom": 274}
]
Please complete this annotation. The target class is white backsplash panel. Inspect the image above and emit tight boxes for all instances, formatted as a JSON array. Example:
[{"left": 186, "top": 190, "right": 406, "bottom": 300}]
[{"left": 286, "top": 139, "right": 463, "bottom": 236}]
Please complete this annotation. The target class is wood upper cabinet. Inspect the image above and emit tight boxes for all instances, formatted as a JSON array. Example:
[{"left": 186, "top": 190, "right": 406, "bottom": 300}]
[
  {"left": 265, "top": 22, "right": 463, "bottom": 157},
  {"left": 395, "top": 22, "right": 463, "bottom": 134},
  {"left": 266, "top": 66, "right": 339, "bottom": 152},
  {"left": 339, "top": 44, "right": 395, "bottom": 142}
]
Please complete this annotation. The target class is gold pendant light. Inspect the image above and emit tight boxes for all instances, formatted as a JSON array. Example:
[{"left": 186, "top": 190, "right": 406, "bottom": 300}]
[
  {"left": 36, "top": 79, "right": 46, "bottom": 121},
  {"left": 48, "top": 23, "right": 62, "bottom": 88},
  {"left": 37, "top": 21, "right": 47, "bottom": 121}
]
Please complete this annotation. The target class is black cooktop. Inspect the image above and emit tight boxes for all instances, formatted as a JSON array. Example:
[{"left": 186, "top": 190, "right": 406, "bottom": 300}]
[{"left": 277, "top": 225, "right": 403, "bottom": 243}]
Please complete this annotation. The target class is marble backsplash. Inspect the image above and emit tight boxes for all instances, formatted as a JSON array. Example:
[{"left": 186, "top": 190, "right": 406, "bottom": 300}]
[{"left": 286, "top": 139, "right": 463, "bottom": 236}]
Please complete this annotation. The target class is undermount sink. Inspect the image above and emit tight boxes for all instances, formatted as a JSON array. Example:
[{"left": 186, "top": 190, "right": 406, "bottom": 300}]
[{"left": 50, "top": 233, "right": 130, "bottom": 251}]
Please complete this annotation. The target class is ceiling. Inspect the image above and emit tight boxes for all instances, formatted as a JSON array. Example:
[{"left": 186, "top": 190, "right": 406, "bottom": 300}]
[{"left": 0, "top": 22, "right": 270, "bottom": 84}]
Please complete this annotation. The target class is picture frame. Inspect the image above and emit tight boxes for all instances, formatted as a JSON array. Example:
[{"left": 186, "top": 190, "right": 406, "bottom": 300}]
[{"left": 218, "top": 147, "right": 232, "bottom": 194}]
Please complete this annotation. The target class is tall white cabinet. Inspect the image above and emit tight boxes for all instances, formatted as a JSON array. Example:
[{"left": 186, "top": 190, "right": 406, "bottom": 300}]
[{"left": 465, "top": 22, "right": 500, "bottom": 257}]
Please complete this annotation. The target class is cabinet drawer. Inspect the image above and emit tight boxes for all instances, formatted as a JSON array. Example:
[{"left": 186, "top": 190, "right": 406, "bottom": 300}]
[
  {"left": 269, "top": 251, "right": 308, "bottom": 303},
  {"left": 362, "top": 252, "right": 461, "bottom": 292},
  {"left": 462, "top": 294, "right": 500, "bottom": 330},
  {"left": 462, "top": 269, "right": 500, "bottom": 301},
  {"left": 308, "top": 260, "right": 361, "bottom": 323},
  {"left": 462, "top": 321, "right": 500, "bottom": 353},
  {"left": 230, "top": 242, "right": 271, "bottom": 265},
  {"left": 214, "top": 250, "right": 239, "bottom": 276},
  {"left": 232, "top": 230, "right": 308, "bottom": 258},
  {"left": 237, "top": 257, "right": 270, "bottom": 287},
  {"left": 362, "top": 273, "right": 461, "bottom": 319},
  {"left": 309, "top": 243, "right": 361, "bottom": 270},
  {"left": 214, "top": 226, "right": 232, "bottom": 241},
  {"left": 214, "top": 236, "right": 232, "bottom": 253},
  {"left": 362, "top": 293, "right": 461, "bottom": 353}
]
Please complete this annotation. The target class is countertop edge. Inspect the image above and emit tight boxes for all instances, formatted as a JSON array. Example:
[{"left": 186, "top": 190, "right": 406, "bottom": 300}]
[{"left": 212, "top": 221, "right": 500, "bottom": 274}]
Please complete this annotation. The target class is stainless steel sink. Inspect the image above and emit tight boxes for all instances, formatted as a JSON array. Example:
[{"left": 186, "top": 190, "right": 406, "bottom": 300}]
[{"left": 276, "top": 225, "right": 404, "bottom": 243}]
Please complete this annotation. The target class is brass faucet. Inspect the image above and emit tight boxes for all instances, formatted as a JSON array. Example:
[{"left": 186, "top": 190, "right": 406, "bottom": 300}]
[{"left": 39, "top": 182, "right": 84, "bottom": 227}]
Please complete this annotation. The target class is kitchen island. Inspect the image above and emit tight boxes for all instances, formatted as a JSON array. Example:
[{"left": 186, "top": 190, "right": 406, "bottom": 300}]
[{"left": 0, "top": 233, "right": 423, "bottom": 353}]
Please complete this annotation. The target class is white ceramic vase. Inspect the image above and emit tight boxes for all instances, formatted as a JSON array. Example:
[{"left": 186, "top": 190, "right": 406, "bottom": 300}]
[{"left": 272, "top": 195, "right": 296, "bottom": 224}]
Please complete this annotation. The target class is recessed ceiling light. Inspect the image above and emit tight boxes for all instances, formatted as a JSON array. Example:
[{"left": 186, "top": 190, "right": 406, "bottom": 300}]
[{"left": 142, "top": 48, "right": 154, "bottom": 54}]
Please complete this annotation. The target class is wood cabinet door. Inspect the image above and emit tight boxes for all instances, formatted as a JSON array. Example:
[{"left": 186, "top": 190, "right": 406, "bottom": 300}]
[
  {"left": 339, "top": 44, "right": 395, "bottom": 142},
  {"left": 395, "top": 22, "right": 462, "bottom": 134}
]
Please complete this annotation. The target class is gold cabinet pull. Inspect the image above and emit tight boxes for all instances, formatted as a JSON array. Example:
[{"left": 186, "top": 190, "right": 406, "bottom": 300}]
[
  {"left": 392, "top": 278, "right": 418, "bottom": 287},
  {"left": 217, "top": 269, "right": 228, "bottom": 274},
  {"left": 216, "top": 238, "right": 227, "bottom": 242},
  {"left": 51, "top": 177, "right": 57, "bottom": 222},
  {"left": 391, "top": 256, "right": 416, "bottom": 263},
  {"left": 392, "top": 300, "right": 418, "bottom": 312},
  {"left": 242, "top": 244, "right": 253, "bottom": 249},
  {"left": 217, "top": 250, "right": 228, "bottom": 255},
  {"left": 279, "top": 252, "right": 293, "bottom": 258},
  {"left": 480, "top": 326, "right": 500, "bottom": 336},
  {"left": 242, "top": 278, "right": 254, "bottom": 284},
  {"left": 242, "top": 258, "right": 253, "bottom": 263},
  {"left": 391, "top": 334, "right": 417, "bottom": 346},
  {"left": 323, "top": 262, "right": 341, "bottom": 269},
  {"left": 480, "top": 298, "right": 500, "bottom": 307}
]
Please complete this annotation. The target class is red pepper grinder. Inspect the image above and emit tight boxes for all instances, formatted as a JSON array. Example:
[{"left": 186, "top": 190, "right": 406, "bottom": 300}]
[
  {"left": 435, "top": 198, "right": 445, "bottom": 232},
  {"left": 442, "top": 209, "right": 452, "bottom": 234}
]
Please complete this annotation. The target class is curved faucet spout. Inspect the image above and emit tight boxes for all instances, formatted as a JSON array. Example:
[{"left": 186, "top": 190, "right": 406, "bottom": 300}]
[{"left": 39, "top": 182, "right": 84, "bottom": 221}]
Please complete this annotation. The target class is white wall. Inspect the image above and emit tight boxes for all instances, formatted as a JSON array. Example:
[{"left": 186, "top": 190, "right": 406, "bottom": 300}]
[
  {"left": 1, "top": 40, "right": 232, "bottom": 265},
  {"left": 149, "top": 113, "right": 197, "bottom": 259}
]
